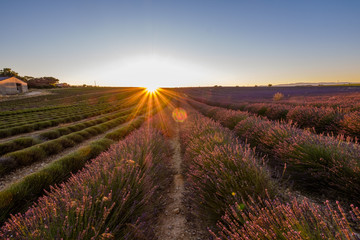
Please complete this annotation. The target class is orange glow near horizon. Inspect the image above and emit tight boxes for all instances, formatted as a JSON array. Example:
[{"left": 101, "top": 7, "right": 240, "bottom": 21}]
[{"left": 107, "top": 87, "right": 185, "bottom": 137}]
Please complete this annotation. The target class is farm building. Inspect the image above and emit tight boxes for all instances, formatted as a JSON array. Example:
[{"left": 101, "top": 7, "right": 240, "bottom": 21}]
[{"left": 0, "top": 77, "right": 28, "bottom": 95}]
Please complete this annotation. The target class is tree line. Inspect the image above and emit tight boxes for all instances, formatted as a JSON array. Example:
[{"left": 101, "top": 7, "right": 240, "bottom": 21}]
[{"left": 0, "top": 68, "right": 62, "bottom": 88}]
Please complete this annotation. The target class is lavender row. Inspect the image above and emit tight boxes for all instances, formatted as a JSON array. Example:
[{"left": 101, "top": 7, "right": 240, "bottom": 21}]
[
  {"left": 211, "top": 197, "right": 360, "bottom": 239},
  {"left": 0, "top": 96, "right": 169, "bottom": 224},
  {"left": 192, "top": 97, "right": 360, "bottom": 139},
  {"left": 0, "top": 126, "right": 171, "bottom": 239},
  {"left": 184, "top": 88, "right": 360, "bottom": 110},
  {"left": 189, "top": 100, "right": 360, "bottom": 205},
  {"left": 180, "top": 109, "right": 278, "bottom": 223},
  {"left": 180, "top": 107, "right": 360, "bottom": 239}
]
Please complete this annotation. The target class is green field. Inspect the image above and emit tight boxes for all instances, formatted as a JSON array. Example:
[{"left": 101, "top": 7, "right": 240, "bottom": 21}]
[{"left": 0, "top": 87, "right": 169, "bottom": 223}]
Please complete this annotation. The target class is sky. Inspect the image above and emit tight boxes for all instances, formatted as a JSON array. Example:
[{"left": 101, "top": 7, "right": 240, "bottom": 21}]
[{"left": 1, "top": 0, "right": 360, "bottom": 87}]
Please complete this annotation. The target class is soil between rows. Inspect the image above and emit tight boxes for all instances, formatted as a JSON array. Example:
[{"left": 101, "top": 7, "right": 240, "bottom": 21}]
[{"left": 155, "top": 123, "right": 209, "bottom": 240}]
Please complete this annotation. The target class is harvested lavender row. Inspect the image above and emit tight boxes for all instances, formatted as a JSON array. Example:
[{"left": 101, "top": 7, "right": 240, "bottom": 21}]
[
  {"left": 0, "top": 126, "right": 171, "bottom": 239},
  {"left": 0, "top": 92, "right": 169, "bottom": 224},
  {"left": 189, "top": 99, "right": 360, "bottom": 204}
]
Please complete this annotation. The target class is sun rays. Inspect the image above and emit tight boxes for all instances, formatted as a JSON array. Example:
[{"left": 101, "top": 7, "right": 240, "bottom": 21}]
[
  {"left": 145, "top": 86, "right": 159, "bottom": 94},
  {"left": 103, "top": 87, "right": 186, "bottom": 139}
]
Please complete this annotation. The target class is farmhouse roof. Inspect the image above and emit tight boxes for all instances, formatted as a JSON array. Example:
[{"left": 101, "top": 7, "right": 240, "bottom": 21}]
[
  {"left": 0, "top": 77, "right": 11, "bottom": 81},
  {"left": 0, "top": 77, "right": 27, "bottom": 83}
]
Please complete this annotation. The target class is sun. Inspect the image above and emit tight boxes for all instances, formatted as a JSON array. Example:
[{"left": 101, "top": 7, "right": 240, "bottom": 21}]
[{"left": 145, "top": 86, "right": 159, "bottom": 94}]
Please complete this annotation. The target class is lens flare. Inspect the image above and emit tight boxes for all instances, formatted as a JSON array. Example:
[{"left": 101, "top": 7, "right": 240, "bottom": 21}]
[{"left": 172, "top": 108, "right": 187, "bottom": 122}]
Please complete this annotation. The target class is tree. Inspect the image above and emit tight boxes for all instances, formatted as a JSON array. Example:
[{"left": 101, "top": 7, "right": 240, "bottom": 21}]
[
  {"left": 268, "top": 84, "right": 272, "bottom": 87},
  {"left": 23, "top": 76, "right": 35, "bottom": 82},
  {"left": 27, "top": 77, "right": 60, "bottom": 88},
  {"left": 0, "top": 68, "right": 19, "bottom": 77},
  {"left": 0, "top": 68, "right": 62, "bottom": 87}
]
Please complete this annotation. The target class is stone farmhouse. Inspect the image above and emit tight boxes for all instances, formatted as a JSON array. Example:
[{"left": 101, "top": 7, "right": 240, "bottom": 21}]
[{"left": 0, "top": 77, "right": 28, "bottom": 95}]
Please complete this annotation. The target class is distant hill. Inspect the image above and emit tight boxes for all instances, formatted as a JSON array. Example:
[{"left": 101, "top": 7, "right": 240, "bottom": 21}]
[{"left": 275, "top": 82, "right": 360, "bottom": 87}]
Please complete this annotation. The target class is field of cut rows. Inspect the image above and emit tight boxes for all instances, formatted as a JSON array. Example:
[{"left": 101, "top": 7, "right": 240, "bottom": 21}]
[
  {"left": 0, "top": 87, "right": 359, "bottom": 239},
  {"left": 0, "top": 87, "right": 170, "bottom": 224}
]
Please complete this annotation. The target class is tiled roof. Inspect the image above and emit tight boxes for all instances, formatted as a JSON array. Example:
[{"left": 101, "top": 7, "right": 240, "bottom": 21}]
[{"left": 0, "top": 77, "right": 11, "bottom": 81}]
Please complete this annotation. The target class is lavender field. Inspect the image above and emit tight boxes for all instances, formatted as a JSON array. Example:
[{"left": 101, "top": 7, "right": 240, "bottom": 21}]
[
  {"left": 0, "top": 87, "right": 359, "bottom": 239},
  {"left": 2, "top": 0, "right": 360, "bottom": 238}
]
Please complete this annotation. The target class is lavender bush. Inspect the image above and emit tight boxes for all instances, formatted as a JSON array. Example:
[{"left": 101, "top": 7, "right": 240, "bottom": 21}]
[
  {"left": 190, "top": 99, "right": 360, "bottom": 204},
  {"left": 211, "top": 196, "right": 360, "bottom": 240},
  {"left": 181, "top": 110, "right": 278, "bottom": 223}
]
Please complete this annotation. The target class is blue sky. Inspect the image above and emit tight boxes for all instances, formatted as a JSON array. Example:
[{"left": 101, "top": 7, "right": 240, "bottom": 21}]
[{"left": 1, "top": 0, "right": 360, "bottom": 87}]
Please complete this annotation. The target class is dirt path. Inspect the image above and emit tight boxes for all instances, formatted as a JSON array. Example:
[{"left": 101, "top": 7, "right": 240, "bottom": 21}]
[
  {"left": 0, "top": 118, "right": 137, "bottom": 191},
  {"left": 155, "top": 124, "right": 207, "bottom": 240},
  {"left": 0, "top": 90, "right": 51, "bottom": 102}
]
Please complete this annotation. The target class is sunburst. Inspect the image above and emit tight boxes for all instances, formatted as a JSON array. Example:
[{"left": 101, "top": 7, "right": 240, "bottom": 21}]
[{"left": 145, "top": 86, "right": 159, "bottom": 94}]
